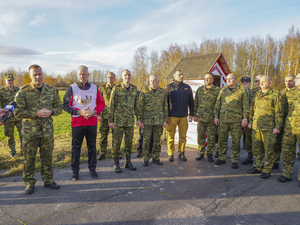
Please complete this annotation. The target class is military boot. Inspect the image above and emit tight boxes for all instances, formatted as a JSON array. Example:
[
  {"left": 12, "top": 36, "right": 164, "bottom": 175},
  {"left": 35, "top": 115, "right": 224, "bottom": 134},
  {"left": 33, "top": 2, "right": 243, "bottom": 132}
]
[
  {"left": 178, "top": 152, "right": 187, "bottom": 161},
  {"left": 124, "top": 156, "right": 137, "bottom": 170},
  {"left": 241, "top": 152, "right": 253, "bottom": 165},
  {"left": 207, "top": 153, "right": 214, "bottom": 162},
  {"left": 114, "top": 156, "right": 122, "bottom": 173}
]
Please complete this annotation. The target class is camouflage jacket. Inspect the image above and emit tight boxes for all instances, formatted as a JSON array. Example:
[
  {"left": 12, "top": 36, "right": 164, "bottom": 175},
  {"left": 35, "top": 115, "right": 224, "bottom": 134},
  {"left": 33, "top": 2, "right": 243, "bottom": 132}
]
[
  {"left": 249, "top": 88, "right": 282, "bottom": 131},
  {"left": 0, "top": 86, "right": 20, "bottom": 121},
  {"left": 139, "top": 86, "right": 168, "bottom": 125},
  {"left": 284, "top": 87, "right": 300, "bottom": 134},
  {"left": 280, "top": 88, "right": 289, "bottom": 124},
  {"left": 99, "top": 83, "right": 115, "bottom": 120},
  {"left": 108, "top": 83, "right": 139, "bottom": 127},
  {"left": 248, "top": 87, "right": 259, "bottom": 106},
  {"left": 14, "top": 82, "right": 62, "bottom": 138},
  {"left": 214, "top": 85, "right": 249, "bottom": 123},
  {"left": 194, "top": 85, "right": 219, "bottom": 122}
]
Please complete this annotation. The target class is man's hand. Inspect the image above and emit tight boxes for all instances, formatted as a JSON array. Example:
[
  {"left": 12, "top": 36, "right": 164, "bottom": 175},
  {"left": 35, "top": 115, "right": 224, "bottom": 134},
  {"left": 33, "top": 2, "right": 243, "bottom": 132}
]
[
  {"left": 273, "top": 128, "right": 280, "bottom": 134},
  {"left": 0, "top": 108, "right": 9, "bottom": 117},
  {"left": 162, "top": 122, "right": 167, "bottom": 128},
  {"left": 139, "top": 122, "right": 144, "bottom": 129},
  {"left": 188, "top": 116, "right": 193, "bottom": 122},
  {"left": 248, "top": 124, "right": 252, "bottom": 129},
  {"left": 241, "top": 119, "right": 248, "bottom": 128},
  {"left": 79, "top": 107, "right": 94, "bottom": 119},
  {"left": 36, "top": 108, "right": 52, "bottom": 118},
  {"left": 214, "top": 118, "right": 219, "bottom": 126},
  {"left": 97, "top": 115, "right": 103, "bottom": 122},
  {"left": 109, "top": 123, "right": 115, "bottom": 129},
  {"left": 194, "top": 117, "right": 198, "bottom": 122}
]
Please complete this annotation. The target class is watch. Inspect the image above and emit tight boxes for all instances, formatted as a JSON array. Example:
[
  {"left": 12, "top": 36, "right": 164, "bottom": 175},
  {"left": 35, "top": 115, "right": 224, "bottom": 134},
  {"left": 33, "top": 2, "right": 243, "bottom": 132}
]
[{"left": 94, "top": 110, "right": 97, "bottom": 115}]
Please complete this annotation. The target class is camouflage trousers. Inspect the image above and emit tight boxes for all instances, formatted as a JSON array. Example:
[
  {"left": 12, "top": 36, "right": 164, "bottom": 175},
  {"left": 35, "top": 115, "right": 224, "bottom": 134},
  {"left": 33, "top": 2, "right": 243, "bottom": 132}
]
[
  {"left": 99, "top": 119, "right": 114, "bottom": 154},
  {"left": 112, "top": 126, "right": 134, "bottom": 157},
  {"left": 23, "top": 136, "right": 54, "bottom": 186},
  {"left": 245, "top": 127, "right": 252, "bottom": 153},
  {"left": 281, "top": 131, "right": 300, "bottom": 180},
  {"left": 197, "top": 122, "right": 217, "bottom": 155},
  {"left": 142, "top": 125, "right": 163, "bottom": 162},
  {"left": 4, "top": 119, "right": 22, "bottom": 154},
  {"left": 274, "top": 130, "right": 284, "bottom": 165},
  {"left": 252, "top": 129, "right": 276, "bottom": 174},
  {"left": 219, "top": 122, "right": 242, "bottom": 163}
]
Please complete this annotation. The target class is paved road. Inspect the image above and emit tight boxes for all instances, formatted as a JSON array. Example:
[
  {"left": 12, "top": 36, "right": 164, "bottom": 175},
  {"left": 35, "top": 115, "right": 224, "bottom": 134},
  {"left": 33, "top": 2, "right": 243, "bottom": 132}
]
[{"left": 1, "top": 141, "right": 300, "bottom": 225}]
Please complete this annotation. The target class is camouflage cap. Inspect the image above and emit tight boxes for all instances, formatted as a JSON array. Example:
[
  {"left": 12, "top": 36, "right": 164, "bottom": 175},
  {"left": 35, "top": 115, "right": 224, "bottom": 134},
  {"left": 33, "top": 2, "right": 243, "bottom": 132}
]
[
  {"left": 4, "top": 74, "right": 15, "bottom": 80},
  {"left": 241, "top": 77, "right": 251, "bottom": 83}
]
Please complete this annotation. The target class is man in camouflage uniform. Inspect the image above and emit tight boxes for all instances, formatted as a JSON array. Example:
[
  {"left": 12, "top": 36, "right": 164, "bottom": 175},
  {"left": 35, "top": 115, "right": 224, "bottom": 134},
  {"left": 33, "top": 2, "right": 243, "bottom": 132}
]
[
  {"left": 97, "top": 72, "right": 116, "bottom": 160},
  {"left": 247, "top": 75, "right": 282, "bottom": 179},
  {"left": 194, "top": 72, "right": 219, "bottom": 162},
  {"left": 214, "top": 73, "right": 249, "bottom": 169},
  {"left": 109, "top": 69, "right": 140, "bottom": 173},
  {"left": 139, "top": 74, "right": 167, "bottom": 167},
  {"left": 14, "top": 64, "right": 62, "bottom": 194},
  {"left": 277, "top": 73, "right": 300, "bottom": 184},
  {"left": 0, "top": 74, "right": 22, "bottom": 157},
  {"left": 273, "top": 75, "right": 295, "bottom": 169},
  {"left": 241, "top": 75, "right": 262, "bottom": 165}
]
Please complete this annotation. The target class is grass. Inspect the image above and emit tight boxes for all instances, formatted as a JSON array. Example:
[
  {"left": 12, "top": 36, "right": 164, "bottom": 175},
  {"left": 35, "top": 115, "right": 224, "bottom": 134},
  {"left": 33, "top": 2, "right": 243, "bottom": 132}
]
[{"left": 0, "top": 91, "right": 140, "bottom": 178}]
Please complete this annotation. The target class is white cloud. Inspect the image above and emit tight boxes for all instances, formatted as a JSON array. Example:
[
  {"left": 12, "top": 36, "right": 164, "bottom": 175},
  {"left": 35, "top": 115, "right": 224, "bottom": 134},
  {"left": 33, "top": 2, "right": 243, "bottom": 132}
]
[
  {"left": 0, "top": 9, "right": 25, "bottom": 36},
  {"left": 30, "top": 14, "right": 46, "bottom": 27}
]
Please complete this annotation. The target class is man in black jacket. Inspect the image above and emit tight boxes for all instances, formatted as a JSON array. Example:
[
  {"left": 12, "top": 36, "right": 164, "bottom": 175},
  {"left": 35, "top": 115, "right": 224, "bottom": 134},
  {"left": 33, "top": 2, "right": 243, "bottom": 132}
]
[{"left": 165, "top": 70, "right": 194, "bottom": 162}]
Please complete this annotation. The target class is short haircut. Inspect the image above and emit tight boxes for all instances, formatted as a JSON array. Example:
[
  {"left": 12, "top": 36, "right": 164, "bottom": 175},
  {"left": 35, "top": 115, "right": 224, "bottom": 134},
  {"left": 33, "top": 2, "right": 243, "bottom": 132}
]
[
  {"left": 107, "top": 72, "right": 115, "bottom": 77},
  {"left": 122, "top": 69, "right": 131, "bottom": 74},
  {"left": 255, "top": 75, "right": 263, "bottom": 80},
  {"left": 262, "top": 75, "right": 272, "bottom": 82},
  {"left": 78, "top": 65, "right": 88, "bottom": 71},
  {"left": 227, "top": 73, "right": 237, "bottom": 79},
  {"left": 173, "top": 70, "right": 182, "bottom": 76},
  {"left": 205, "top": 72, "right": 214, "bottom": 79},
  {"left": 150, "top": 74, "right": 159, "bottom": 81},
  {"left": 29, "top": 64, "right": 42, "bottom": 71},
  {"left": 285, "top": 74, "right": 295, "bottom": 79}
]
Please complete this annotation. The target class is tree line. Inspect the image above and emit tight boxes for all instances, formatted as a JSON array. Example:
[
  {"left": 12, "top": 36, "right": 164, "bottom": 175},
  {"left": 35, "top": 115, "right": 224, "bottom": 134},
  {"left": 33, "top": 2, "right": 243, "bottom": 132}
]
[{"left": 1, "top": 26, "right": 299, "bottom": 90}]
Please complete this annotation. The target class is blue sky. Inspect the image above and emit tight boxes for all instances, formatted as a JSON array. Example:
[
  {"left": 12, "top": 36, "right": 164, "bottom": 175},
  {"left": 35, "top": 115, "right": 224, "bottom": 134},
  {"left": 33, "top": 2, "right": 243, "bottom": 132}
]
[{"left": 0, "top": 0, "right": 299, "bottom": 76}]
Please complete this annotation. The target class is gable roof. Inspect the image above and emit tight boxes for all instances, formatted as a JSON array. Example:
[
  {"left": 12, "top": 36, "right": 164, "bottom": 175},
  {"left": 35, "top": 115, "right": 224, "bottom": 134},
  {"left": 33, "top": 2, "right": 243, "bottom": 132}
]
[{"left": 165, "top": 52, "right": 231, "bottom": 80}]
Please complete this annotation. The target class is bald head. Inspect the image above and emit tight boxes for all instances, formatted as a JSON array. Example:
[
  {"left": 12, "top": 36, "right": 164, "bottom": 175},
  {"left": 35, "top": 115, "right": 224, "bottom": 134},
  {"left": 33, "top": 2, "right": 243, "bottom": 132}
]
[
  {"left": 254, "top": 75, "right": 263, "bottom": 89},
  {"left": 149, "top": 74, "right": 159, "bottom": 90},
  {"left": 260, "top": 75, "right": 272, "bottom": 92},
  {"left": 107, "top": 72, "right": 116, "bottom": 86}
]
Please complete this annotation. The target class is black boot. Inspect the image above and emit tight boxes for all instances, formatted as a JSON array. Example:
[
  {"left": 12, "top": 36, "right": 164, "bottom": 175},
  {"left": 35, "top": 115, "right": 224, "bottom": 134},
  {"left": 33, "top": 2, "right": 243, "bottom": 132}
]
[
  {"left": 241, "top": 152, "right": 253, "bottom": 165},
  {"left": 114, "top": 156, "right": 122, "bottom": 173},
  {"left": 214, "top": 151, "right": 219, "bottom": 158},
  {"left": 124, "top": 156, "right": 137, "bottom": 170}
]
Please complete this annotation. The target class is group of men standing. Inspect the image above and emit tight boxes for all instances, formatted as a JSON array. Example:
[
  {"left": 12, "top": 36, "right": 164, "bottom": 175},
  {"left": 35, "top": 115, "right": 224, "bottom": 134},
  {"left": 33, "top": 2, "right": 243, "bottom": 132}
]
[{"left": 1, "top": 64, "right": 300, "bottom": 195}]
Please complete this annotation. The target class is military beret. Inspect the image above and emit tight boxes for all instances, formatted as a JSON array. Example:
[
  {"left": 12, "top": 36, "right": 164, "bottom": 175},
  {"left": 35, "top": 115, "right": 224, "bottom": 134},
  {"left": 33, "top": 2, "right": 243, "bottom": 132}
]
[
  {"left": 241, "top": 77, "right": 251, "bottom": 83},
  {"left": 4, "top": 74, "right": 15, "bottom": 80}
]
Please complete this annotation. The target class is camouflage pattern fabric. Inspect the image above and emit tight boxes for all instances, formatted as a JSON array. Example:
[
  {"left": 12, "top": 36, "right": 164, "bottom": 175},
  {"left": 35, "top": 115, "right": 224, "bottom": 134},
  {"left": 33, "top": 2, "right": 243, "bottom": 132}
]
[
  {"left": 214, "top": 85, "right": 249, "bottom": 123},
  {"left": 0, "top": 86, "right": 23, "bottom": 154},
  {"left": 23, "top": 136, "right": 54, "bottom": 186},
  {"left": 14, "top": 82, "right": 62, "bottom": 186},
  {"left": 281, "top": 87, "right": 300, "bottom": 180},
  {"left": 142, "top": 125, "right": 163, "bottom": 162},
  {"left": 274, "top": 88, "right": 288, "bottom": 164},
  {"left": 219, "top": 122, "right": 242, "bottom": 162},
  {"left": 108, "top": 83, "right": 139, "bottom": 126},
  {"left": 139, "top": 87, "right": 167, "bottom": 161},
  {"left": 99, "top": 119, "right": 113, "bottom": 154},
  {"left": 99, "top": 84, "right": 115, "bottom": 120},
  {"left": 249, "top": 88, "right": 282, "bottom": 173},
  {"left": 113, "top": 126, "right": 134, "bottom": 157},
  {"left": 194, "top": 85, "right": 219, "bottom": 155},
  {"left": 214, "top": 85, "right": 249, "bottom": 162},
  {"left": 194, "top": 85, "right": 219, "bottom": 122},
  {"left": 197, "top": 122, "right": 217, "bottom": 155}
]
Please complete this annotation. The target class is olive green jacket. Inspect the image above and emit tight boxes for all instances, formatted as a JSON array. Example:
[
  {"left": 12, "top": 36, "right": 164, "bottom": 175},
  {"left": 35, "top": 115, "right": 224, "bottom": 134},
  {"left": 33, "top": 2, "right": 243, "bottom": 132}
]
[
  {"left": 99, "top": 83, "right": 115, "bottom": 119},
  {"left": 0, "top": 86, "right": 20, "bottom": 121}
]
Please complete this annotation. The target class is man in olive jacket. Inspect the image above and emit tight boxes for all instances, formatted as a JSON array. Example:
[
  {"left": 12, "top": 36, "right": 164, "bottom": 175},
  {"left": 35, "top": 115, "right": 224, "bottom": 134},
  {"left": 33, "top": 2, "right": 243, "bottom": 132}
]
[{"left": 139, "top": 74, "right": 168, "bottom": 166}]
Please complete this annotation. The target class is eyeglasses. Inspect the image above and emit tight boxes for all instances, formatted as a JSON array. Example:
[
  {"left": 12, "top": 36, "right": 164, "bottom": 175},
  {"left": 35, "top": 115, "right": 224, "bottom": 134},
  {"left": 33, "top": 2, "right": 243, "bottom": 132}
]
[{"left": 255, "top": 80, "right": 259, "bottom": 82}]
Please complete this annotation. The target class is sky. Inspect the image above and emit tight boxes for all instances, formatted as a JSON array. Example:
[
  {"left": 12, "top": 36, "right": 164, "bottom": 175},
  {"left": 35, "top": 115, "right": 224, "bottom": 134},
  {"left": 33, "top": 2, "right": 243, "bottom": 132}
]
[{"left": 0, "top": 0, "right": 300, "bottom": 76}]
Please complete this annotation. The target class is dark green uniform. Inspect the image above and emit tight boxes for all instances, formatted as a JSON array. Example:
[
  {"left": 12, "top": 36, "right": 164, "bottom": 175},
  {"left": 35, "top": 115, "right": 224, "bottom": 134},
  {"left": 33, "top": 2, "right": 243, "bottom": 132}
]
[
  {"left": 281, "top": 87, "right": 300, "bottom": 180},
  {"left": 108, "top": 83, "right": 139, "bottom": 157},
  {"left": 0, "top": 86, "right": 22, "bottom": 155},
  {"left": 249, "top": 88, "right": 282, "bottom": 174},
  {"left": 14, "top": 83, "right": 62, "bottom": 186},
  {"left": 194, "top": 85, "right": 219, "bottom": 155},
  {"left": 98, "top": 84, "right": 115, "bottom": 154},
  {"left": 214, "top": 85, "right": 249, "bottom": 162},
  {"left": 139, "top": 86, "right": 168, "bottom": 162},
  {"left": 274, "top": 88, "right": 288, "bottom": 165}
]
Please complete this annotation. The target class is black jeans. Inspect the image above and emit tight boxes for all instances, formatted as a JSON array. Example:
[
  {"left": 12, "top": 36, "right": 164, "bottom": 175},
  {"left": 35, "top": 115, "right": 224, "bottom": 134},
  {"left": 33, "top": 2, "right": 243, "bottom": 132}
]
[{"left": 71, "top": 126, "right": 97, "bottom": 172}]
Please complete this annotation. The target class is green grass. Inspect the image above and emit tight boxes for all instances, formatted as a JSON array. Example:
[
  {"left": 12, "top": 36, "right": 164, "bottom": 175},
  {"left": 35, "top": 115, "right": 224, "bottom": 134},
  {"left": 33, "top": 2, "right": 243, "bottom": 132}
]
[{"left": 0, "top": 91, "right": 140, "bottom": 178}]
